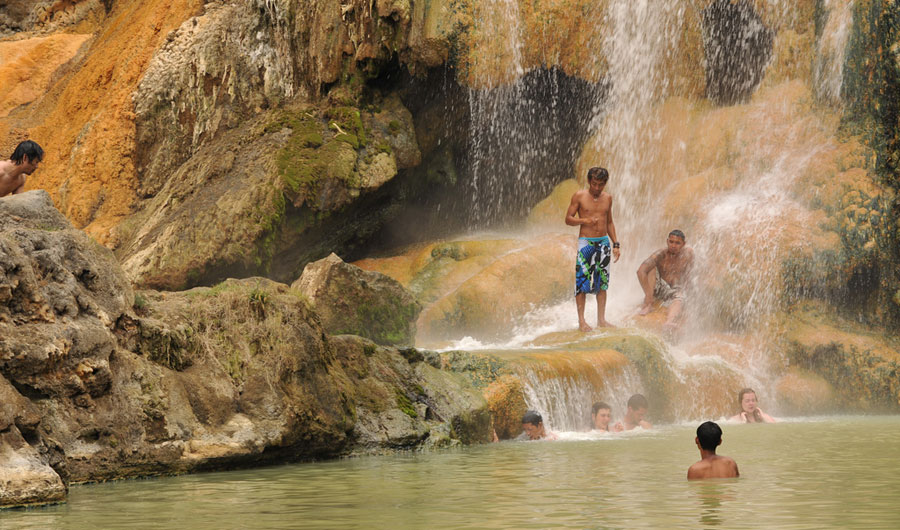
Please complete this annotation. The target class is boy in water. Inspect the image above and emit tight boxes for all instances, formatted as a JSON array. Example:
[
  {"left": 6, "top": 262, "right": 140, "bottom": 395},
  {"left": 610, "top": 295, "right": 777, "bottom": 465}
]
[
  {"left": 521, "top": 410, "right": 558, "bottom": 440},
  {"left": 614, "top": 393, "right": 652, "bottom": 431},
  {"left": 565, "top": 167, "right": 621, "bottom": 331},
  {"left": 591, "top": 401, "right": 613, "bottom": 432},
  {"left": 687, "top": 421, "right": 740, "bottom": 480}
]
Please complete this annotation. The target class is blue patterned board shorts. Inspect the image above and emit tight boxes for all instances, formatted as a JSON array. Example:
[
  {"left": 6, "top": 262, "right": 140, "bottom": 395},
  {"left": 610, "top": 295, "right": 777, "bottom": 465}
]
[{"left": 575, "top": 236, "right": 611, "bottom": 295}]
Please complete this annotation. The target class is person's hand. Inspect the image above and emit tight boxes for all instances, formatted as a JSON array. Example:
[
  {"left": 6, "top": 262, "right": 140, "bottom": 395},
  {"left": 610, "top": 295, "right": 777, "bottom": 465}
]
[
  {"left": 740, "top": 412, "right": 749, "bottom": 423},
  {"left": 612, "top": 247, "right": 620, "bottom": 262},
  {"left": 613, "top": 422, "right": 624, "bottom": 432}
]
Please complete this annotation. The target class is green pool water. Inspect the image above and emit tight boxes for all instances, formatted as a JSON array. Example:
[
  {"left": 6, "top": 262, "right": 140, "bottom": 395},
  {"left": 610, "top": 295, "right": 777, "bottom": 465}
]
[{"left": 5, "top": 416, "right": 900, "bottom": 529}]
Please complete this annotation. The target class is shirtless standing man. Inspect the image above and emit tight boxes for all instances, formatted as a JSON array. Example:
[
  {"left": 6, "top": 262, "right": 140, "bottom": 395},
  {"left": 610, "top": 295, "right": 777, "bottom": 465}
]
[
  {"left": 565, "top": 167, "right": 620, "bottom": 331},
  {"left": 687, "top": 421, "right": 740, "bottom": 480},
  {"left": 636, "top": 229, "right": 694, "bottom": 331},
  {"left": 0, "top": 140, "right": 43, "bottom": 197}
]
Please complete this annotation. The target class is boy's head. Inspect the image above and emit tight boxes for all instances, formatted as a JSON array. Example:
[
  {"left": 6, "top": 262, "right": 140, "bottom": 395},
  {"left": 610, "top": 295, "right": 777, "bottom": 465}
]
[
  {"left": 587, "top": 166, "right": 609, "bottom": 183},
  {"left": 626, "top": 393, "right": 649, "bottom": 421},
  {"left": 696, "top": 421, "right": 723, "bottom": 451},
  {"left": 591, "top": 401, "right": 612, "bottom": 430},
  {"left": 522, "top": 410, "right": 546, "bottom": 440}
]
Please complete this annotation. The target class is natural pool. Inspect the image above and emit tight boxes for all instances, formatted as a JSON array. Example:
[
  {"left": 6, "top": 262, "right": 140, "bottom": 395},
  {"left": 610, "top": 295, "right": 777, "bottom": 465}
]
[{"left": 6, "top": 416, "right": 900, "bottom": 529}]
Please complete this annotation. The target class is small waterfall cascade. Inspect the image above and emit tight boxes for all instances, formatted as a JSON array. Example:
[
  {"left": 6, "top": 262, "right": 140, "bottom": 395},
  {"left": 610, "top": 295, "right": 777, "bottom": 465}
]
[
  {"left": 361, "top": 1, "right": 871, "bottom": 427},
  {"left": 814, "top": 0, "right": 854, "bottom": 104}
]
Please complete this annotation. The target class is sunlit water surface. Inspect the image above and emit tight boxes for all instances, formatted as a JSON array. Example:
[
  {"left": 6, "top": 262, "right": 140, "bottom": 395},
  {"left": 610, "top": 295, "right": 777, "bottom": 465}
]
[{"left": 5, "top": 417, "right": 900, "bottom": 529}]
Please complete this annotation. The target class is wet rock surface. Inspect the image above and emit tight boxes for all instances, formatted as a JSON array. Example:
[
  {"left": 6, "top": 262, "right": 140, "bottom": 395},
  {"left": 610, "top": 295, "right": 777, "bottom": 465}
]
[
  {"left": 293, "top": 253, "right": 421, "bottom": 347},
  {"left": 0, "top": 193, "right": 490, "bottom": 508}
]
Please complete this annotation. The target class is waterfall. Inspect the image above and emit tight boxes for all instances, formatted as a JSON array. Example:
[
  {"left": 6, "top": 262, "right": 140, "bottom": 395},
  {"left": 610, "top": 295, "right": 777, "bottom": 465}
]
[{"left": 814, "top": 0, "right": 854, "bottom": 104}]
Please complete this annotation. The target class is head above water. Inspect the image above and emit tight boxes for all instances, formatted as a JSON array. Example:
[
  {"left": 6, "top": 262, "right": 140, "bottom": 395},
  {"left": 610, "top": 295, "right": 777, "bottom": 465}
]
[
  {"left": 696, "top": 421, "right": 723, "bottom": 452},
  {"left": 666, "top": 230, "right": 686, "bottom": 255},
  {"left": 738, "top": 388, "right": 758, "bottom": 412},
  {"left": 11, "top": 140, "right": 44, "bottom": 166},
  {"left": 587, "top": 166, "right": 609, "bottom": 183},
  {"left": 627, "top": 394, "right": 649, "bottom": 411},
  {"left": 592, "top": 401, "right": 612, "bottom": 429},
  {"left": 522, "top": 410, "right": 546, "bottom": 440}
]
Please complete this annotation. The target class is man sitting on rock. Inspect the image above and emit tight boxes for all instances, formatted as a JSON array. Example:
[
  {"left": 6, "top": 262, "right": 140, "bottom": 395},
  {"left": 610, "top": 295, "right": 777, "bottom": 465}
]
[
  {"left": 521, "top": 410, "right": 558, "bottom": 440},
  {"left": 0, "top": 140, "right": 43, "bottom": 198},
  {"left": 636, "top": 229, "right": 694, "bottom": 333}
]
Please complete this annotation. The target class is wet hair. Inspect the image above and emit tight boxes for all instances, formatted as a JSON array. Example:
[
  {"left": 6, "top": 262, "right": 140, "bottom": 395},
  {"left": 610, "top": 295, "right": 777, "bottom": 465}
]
[
  {"left": 587, "top": 166, "right": 609, "bottom": 182},
  {"left": 627, "top": 393, "right": 649, "bottom": 410},
  {"left": 696, "top": 421, "right": 722, "bottom": 451},
  {"left": 592, "top": 401, "right": 611, "bottom": 415},
  {"left": 738, "top": 387, "right": 756, "bottom": 405},
  {"left": 522, "top": 410, "right": 543, "bottom": 426},
  {"left": 668, "top": 229, "right": 686, "bottom": 241},
  {"left": 10, "top": 140, "right": 43, "bottom": 165}
]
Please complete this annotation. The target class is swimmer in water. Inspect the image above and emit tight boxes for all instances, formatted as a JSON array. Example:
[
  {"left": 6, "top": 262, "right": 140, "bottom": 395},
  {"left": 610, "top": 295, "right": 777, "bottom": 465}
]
[
  {"left": 521, "top": 410, "right": 558, "bottom": 440},
  {"left": 591, "top": 401, "right": 614, "bottom": 432},
  {"left": 729, "top": 388, "right": 776, "bottom": 423},
  {"left": 687, "top": 421, "right": 740, "bottom": 480},
  {"left": 614, "top": 393, "right": 652, "bottom": 431}
]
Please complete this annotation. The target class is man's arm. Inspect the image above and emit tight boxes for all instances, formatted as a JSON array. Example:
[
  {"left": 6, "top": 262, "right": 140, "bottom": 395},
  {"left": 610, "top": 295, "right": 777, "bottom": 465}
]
[
  {"left": 606, "top": 195, "right": 620, "bottom": 262},
  {"left": 637, "top": 250, "right": 663, "bottom": 276},
  {"left": 565, "top": 192, "right": 590, "bottom": 226}
]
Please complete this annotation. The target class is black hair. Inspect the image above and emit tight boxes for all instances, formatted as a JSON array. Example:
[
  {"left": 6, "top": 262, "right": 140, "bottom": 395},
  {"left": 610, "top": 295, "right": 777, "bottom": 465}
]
[
  {"left": 522, "top": 410, "right": 543, "bottom": 426},
  {"left": 627, "top": 393, "right": 649, "bottom": 410},
  {"left": 10, "top": 140, "right": 44, "bottom": 165},
  {"left": 696, "top": 421, "right": 722, "bottom": 451},
  {"left": 668, "top": 229, "right": 686, "bottom": 241},
  {"left": 592, "top": 401, "right": 611, "bottom": 415},
  {"left": 587, "top": 166, "right": 609, "bottom": 182}
]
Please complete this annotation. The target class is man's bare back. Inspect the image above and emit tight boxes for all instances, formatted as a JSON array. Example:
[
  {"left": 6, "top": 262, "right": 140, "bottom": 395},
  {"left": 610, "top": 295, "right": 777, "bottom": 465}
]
[
  {"left": 688, "top": 421, "right": 739, "bottom": 480},
  {"left": 687, "top": 454, "right": 740, "bottom": 480},
  {"left": 0, "top": 140, "right": 43, "bottom": 198},
  {"left": 0, "top": 160, "right": 27, "bottom": 197}
]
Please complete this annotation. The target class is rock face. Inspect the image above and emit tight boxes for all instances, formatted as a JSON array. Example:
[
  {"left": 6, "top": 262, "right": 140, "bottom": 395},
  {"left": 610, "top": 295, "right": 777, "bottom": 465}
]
[
  {"left": 293, "top": 253, "right": 421, "bottom": 347},
  {"left": 0, "top": 193, "right": 489, "bottom": 508}
]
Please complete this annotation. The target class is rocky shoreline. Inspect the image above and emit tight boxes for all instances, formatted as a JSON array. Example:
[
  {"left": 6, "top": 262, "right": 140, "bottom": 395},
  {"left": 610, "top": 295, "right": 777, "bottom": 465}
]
[{"left": 0, "top": 191, "right": 490, "bottom": 509}]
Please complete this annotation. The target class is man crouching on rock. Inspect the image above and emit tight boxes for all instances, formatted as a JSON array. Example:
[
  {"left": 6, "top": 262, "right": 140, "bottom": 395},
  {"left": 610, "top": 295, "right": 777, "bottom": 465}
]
[
  {"left": 636, "top": 229, "right": 694, "bottom": 333},
  {"left": 0, "top": 140, "right": 43, "bottom": 198}
]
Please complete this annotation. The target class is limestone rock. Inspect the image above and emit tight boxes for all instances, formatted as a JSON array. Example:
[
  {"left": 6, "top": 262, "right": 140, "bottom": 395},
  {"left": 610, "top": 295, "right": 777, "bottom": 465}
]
[
  {"left": 293, "top": 253, "right": 421, "bottom": 346},
  {"left": 331, "top": 335, "right": 491, "bottom": 452},
  {"left": 0, "top": 426, "right": 66, "bottom": 509},
  {"left": 776, "top": 367, "right": 837, "bottom": 415},
  {"left": 783, "top": 303, "right": 900, "bottom": 412}
]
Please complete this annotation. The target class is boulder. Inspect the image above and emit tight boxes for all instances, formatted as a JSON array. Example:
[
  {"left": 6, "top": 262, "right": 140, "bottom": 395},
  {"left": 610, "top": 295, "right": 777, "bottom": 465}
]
[
  {"left": 0, "top": 426, "right": 67, "bottom": 508},
  {"left": 332, "top": 335, "right": 491, "bottom": 452},
  {"left": 0, "top": 195, "right": 490, "bottom": 508},
  {"left": 293, "top": 253, "right": 421, "bottom": 347}
]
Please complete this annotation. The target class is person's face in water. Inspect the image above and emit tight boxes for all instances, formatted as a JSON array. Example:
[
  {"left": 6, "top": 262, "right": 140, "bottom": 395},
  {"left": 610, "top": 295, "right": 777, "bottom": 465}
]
[
  {"left": 629, "top": 406, "right": 648, "bottom": 423},
  {"left": 588, "top": 177, "right": 607, "bottom": 197},
  {"left": 522, "top": 422, "right": 546, "bottom": 440},
  {"left": 593, "top": 408, "right": 611, "bottom": 430},
  {"left": 666, "top": 235, "right": 685, "bottom": 255},
  {"left": 741, "top": 392, "right": 758, "bottom": 415}
]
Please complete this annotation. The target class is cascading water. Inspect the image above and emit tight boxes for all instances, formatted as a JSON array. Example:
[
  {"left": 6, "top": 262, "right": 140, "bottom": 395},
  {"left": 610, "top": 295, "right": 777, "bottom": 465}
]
[{"left": 363, "top": 0, "right": 868, "bottom": 432}]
